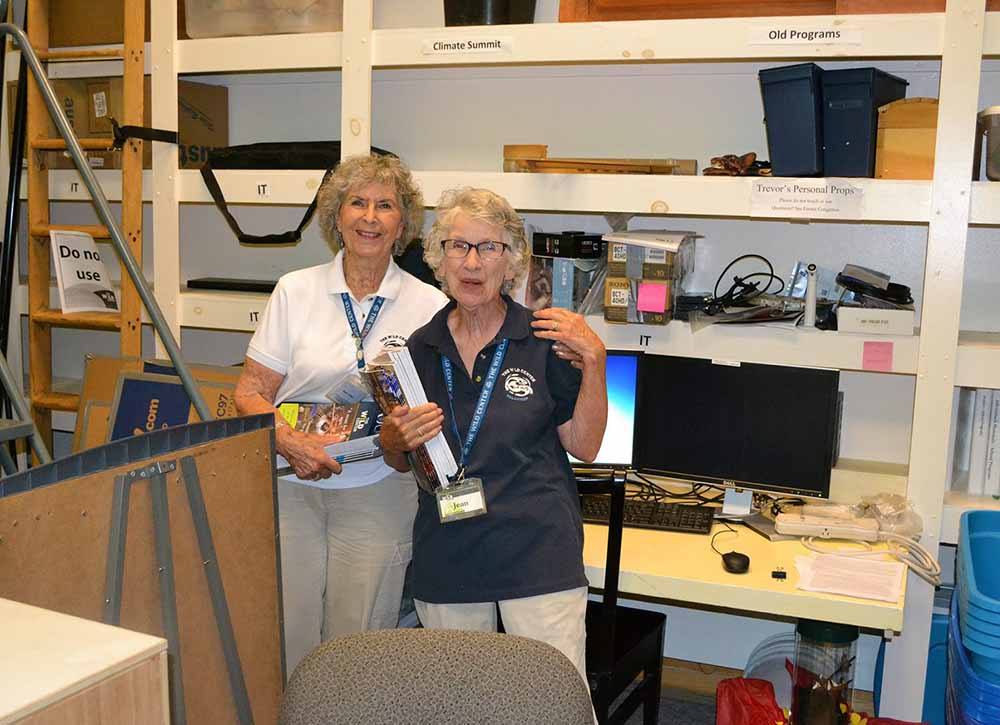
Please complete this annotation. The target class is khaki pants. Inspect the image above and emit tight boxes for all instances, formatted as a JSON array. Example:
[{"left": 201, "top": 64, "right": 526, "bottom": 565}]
[
  {"left": 414, "top": 586, "right": 589, "bottom": 680},
  {"left": 278, "top": 472, "right": 418, "bottom": 674}
]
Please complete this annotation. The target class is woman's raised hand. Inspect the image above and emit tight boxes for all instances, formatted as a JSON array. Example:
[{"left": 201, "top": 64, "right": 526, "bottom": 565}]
[{"left": 531, "top": 308, "right": 606, "bottom": 370}]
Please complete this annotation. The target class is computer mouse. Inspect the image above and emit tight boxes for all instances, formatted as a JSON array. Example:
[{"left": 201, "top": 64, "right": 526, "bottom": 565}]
[{"left": 722, "top": 551, "right": 750, "bottom": 574}]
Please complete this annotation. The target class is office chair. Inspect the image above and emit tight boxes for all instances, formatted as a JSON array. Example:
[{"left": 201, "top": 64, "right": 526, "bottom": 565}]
[
  {"left": 580, "top": 476, "right": 667, "bottom": 725},
  {"left": 278, "top": 628, "right": 594, "bottom": 725}
]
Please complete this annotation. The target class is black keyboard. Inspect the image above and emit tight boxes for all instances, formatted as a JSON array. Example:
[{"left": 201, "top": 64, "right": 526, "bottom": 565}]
[{"left": 579, "top": 495, "right": 715, "bottom": 535}]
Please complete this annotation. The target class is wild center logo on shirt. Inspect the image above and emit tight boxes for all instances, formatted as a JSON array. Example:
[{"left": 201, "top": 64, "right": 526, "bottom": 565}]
[{"left": 502, "top": 368, "right": 535, "bottom": 400}]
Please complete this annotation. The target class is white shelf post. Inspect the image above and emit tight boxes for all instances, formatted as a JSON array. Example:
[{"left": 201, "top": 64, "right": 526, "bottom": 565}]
[
  {"left": 151, "top": 0, "right": 182, "bottom": 357},
  {"left": 879, "top": 0, "right": 986, "bottom": 718},
  {"left": 340, "top": 0, "right": 374, "bottom": 157}
]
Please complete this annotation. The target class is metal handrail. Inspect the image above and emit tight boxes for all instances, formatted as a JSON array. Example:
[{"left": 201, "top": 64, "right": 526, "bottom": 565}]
[{"left": 1, "top": 22, "right": 211, "bottom": 421}]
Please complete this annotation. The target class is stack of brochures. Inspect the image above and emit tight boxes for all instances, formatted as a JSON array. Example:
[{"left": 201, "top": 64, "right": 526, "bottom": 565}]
[
  {"left": 363, "top": 348, "right": 458, "bottom": 492},
  {"left": 274, "top": 400, "right": 383, "bottom": 475}
]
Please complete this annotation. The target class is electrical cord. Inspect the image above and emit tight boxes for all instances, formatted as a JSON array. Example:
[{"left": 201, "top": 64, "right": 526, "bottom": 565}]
[
  {"left": 801, "top": 532, "right": 942, "bottom": 586},
  {"left": 706, "top": 254, "right": 785, "bottom": 315},
  {"left": 627, "top": 471, "right": 725, "bottom": 505},
  {"left": 710, "top": 520, "right": 739, "bottom": 557}
]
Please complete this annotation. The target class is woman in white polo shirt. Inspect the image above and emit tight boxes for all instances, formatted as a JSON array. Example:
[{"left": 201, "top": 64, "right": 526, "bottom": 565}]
[{"left": 234, "top": 154, "right": 448, "bottom": 673}]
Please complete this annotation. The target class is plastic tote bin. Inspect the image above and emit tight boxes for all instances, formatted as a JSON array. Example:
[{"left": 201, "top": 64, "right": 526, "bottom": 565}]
[
  {"left": 973, "top": 107, "right": 1000, "bottom": 181},
  {"left": 822, "top": 68, "right": 908, "bottom": 177},
  {"left": 949, "top": 594, "right": 1000, "bottom": 722},
  {"left": 759, "top": 63, "right": 825, "bottom": 177},
  {"left": 444, "top": 0, "right": 536, "bottom": 25},
  {"left": 959, "top": 511, "right": 1000, "bottom": 613},
  {"left": 874, "top": 587, "right": 948, "bottom": 724},
  {"left": 184, "top": 0, "right": 343, "bottom": 39}
]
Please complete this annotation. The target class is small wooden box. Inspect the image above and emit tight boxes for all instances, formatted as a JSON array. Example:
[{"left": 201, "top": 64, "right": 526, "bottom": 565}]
[
  {"left": 836, "top": 0, "right": 1000, "bottom": 12},
  {"left": 875, "top": 97, "right": 938, "bottom": 180}
]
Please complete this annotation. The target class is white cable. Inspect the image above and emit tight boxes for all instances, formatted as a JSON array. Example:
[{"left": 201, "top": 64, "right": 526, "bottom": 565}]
[
  {"left": 803, "top": 263, "right": 817, "bottom": 327},
  {"left": 801, "top": 534, "right": 942, "bottom": 586}
]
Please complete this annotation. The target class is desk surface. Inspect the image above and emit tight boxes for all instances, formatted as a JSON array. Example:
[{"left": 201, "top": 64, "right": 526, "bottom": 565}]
[
  {"left": 0, "top": 598, "right": 167, "bottom": 723},
  {"left": 582, "top": 521, "right": 906, "bottom": 632}
]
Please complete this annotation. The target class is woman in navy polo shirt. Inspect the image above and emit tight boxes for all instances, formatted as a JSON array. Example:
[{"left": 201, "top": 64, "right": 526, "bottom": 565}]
[{"left": 379, "top": 187, "right": 607, "bottom": 679}]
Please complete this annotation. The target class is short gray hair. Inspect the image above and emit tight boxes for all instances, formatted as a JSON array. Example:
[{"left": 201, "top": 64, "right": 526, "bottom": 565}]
[
  {"left": 423, "top": 187, "right": 529, "bottom": 296},
  {"left": 317, "top": 154, "right": 424, "bottom": 255}
]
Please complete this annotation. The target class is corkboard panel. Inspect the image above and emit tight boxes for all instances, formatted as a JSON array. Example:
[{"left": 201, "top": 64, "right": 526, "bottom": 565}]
[{"left": 0, "top": 428, "right": 281, "bottom": 725}]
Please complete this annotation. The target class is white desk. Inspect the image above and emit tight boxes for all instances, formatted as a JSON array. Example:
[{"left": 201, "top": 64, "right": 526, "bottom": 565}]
[
  {"left": 0, "top": 598, "right": 168, "bottom": 724},
  {"left": 583, "top": 522, "right": 906, "bottom": 632}
]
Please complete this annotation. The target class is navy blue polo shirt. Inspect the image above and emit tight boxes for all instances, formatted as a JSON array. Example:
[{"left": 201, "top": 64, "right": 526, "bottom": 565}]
[{"left": 407, "top": 297, "right": 588, "bottom": 603}]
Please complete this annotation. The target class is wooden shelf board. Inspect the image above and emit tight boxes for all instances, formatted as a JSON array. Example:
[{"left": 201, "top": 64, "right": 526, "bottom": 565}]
[{"left": 176, "top": 169, "right": 934, "bottom": 222}]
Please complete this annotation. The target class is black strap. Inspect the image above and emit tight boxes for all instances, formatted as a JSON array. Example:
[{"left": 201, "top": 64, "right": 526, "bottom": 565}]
[
  {"left": 110, "top": 117, "right": 178, "bottom": 150},
  {"left": 200, "top": 163, "right": 331, "bottom": 246}
]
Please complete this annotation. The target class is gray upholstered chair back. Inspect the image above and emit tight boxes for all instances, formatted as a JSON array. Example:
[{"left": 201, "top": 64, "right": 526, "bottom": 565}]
[{"left": 279, "top": 628, "right": 594, "bottom": 724}]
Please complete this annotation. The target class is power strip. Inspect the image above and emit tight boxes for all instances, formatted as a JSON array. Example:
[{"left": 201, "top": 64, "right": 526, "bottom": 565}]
[{"left": 774, "top": 512, "right": 880, "bottom": 542}]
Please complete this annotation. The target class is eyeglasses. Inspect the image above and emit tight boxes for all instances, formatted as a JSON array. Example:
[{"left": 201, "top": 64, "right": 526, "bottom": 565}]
[{"left": 441, "top": 239, "right": 510, "bottom": 261}]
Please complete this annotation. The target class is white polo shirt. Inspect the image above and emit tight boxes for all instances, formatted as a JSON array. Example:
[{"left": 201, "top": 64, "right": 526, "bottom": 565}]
[{"left": 247, "top": 251, "right": 449, "bottom": 489}]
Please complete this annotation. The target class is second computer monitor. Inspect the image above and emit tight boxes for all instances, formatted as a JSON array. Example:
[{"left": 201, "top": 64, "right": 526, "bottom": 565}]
[{"left": 632, "top": 354, "right": 839, "bottom": 499}]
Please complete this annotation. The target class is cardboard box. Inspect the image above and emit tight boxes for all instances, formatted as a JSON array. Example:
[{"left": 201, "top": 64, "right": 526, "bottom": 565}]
[
  {"left": 641, "top": 246, "right": 675, "bottom": 281},
  {"left": 603, "top": 277, "right": 670, "bottom": 325},
  {"left": 72, "top": 354, "right": 242, "bottom": 451},
  {"left": 875, "top": 98, "right": 937, "bottom": 180},
  {"left": 835, "top": 0, "right": 1000, "bottom": 12},
  {"left": 837, "top": 306, "right": 915, "bottom": 335},
  {"left": 78, "top": 401, "right": 112, "bottom": 451},
  {"left": 606, "top": 241, "right": 647, "bottom": 278},
  {"left": 9, "top": 77, "right": 227, "bottom": 170},
  {"left": 48, "top": 0, "right": 189, "bottom": 47}
]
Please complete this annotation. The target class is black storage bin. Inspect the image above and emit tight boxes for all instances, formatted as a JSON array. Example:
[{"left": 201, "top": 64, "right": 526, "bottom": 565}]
[
  {"left": 759, "top": 63, "right": 825, "bottom": 177},
  {"left": 444, "top": 0, "right": 536, "bottom": 25},
  {"left": 822, "top": 68, "right": 908, "bottom": 177}
]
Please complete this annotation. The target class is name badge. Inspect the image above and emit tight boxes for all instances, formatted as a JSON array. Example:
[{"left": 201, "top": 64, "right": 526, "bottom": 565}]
[{"left": 436, "top": 477, "right": 487, "bottom": 523}]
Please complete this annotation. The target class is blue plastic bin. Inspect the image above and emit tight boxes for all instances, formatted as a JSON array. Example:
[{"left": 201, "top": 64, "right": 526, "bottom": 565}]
[
  {"left": 959, "top": 511, "right": 1000, "bottom": 613},
  {"left": 821, "top": 67, "right": 908, "bottom": 177},
  {"left": 759, "top": 63, "right": 824, "bottom": 177},
  {"left": 949, "top": 589, "right": 1000, "bottom": 718}
]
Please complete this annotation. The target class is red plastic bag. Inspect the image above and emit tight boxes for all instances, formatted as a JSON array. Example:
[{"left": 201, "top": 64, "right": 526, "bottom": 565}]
[{"left": 716, "top": 677, "right": 786, "bottom": 725}]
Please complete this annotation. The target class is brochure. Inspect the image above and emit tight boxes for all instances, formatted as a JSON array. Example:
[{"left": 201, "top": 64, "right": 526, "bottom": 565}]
[
  {"left": 49, "top": 230, "right": 119, "bottom": 314},
  {"left": 274, "top": 400, "right": 383, "bottom": 474},
  {"left": 363, "top": 349, "right": 458, "bottom": 492}
]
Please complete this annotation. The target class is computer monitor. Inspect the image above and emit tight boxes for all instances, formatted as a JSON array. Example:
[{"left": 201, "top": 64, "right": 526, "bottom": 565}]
[
  {"left": 570, "top": 349, "right": 640, "bottom": 470},
  {"left": 633, "top": 354, "right": 840, "bottom": 498}
]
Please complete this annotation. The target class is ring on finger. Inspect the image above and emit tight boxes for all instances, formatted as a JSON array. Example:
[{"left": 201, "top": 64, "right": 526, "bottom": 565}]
[{"left": 552, "top": 321, "right": 560, "bottom": 332}]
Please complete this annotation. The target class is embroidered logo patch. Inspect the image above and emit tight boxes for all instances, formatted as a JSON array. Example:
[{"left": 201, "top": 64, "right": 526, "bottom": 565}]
[
  {"left": 502, "top": 367, "right": 535, "bottom": 400},
  {"left": 379, "top": 334, "right": 407, "bottom": 349}
]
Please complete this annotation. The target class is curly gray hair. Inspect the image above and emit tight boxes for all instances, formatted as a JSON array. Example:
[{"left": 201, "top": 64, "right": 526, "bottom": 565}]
[
  {"left": 423, "top": 187, "right": 529, "bottom": 296},
  {"left": 316, "top": 154, "right": 424, "bottom": 255}
]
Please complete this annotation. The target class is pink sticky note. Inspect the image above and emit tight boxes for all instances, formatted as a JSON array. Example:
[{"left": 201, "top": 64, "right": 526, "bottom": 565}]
[
  {"left": 636, "top": 282, "right": 667, "bottom": 313},
  {"left": 862, "top": 341, "right": 894, "bottom": 372}
]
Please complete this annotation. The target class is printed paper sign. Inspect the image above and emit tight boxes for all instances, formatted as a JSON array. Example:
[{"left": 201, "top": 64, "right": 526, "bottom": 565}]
[
  {"left": 422, "top": 36, "right": 513, "bottom": 56},
  {"left": 748, "top": 25, "right": 862, "bottom": 45},
  {"left": 750, "top": 179, "right": 864, "bottom": 219},
  {"left": 50, "top": 229, "right": 119, "bottom": 313}
]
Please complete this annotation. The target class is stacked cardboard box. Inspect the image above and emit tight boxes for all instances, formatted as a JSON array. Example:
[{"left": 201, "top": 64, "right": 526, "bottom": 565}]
[
  {"left": 8, "top": 77, "right": 227, "bottom": 170},
  {"left": 602, "top": 231, "right": 695, "bottom": 325},
  {"left": 73, "top": 355, "right": 242, "bottom": 452}
]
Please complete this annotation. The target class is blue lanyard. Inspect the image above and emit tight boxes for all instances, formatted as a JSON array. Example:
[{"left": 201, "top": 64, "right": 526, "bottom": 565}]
[
  {"left": 341, "top": 293, "right": 385, "bottom": 369},
  {"left": 441, "top": 338, "right": 509, "bottom": 474}
]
